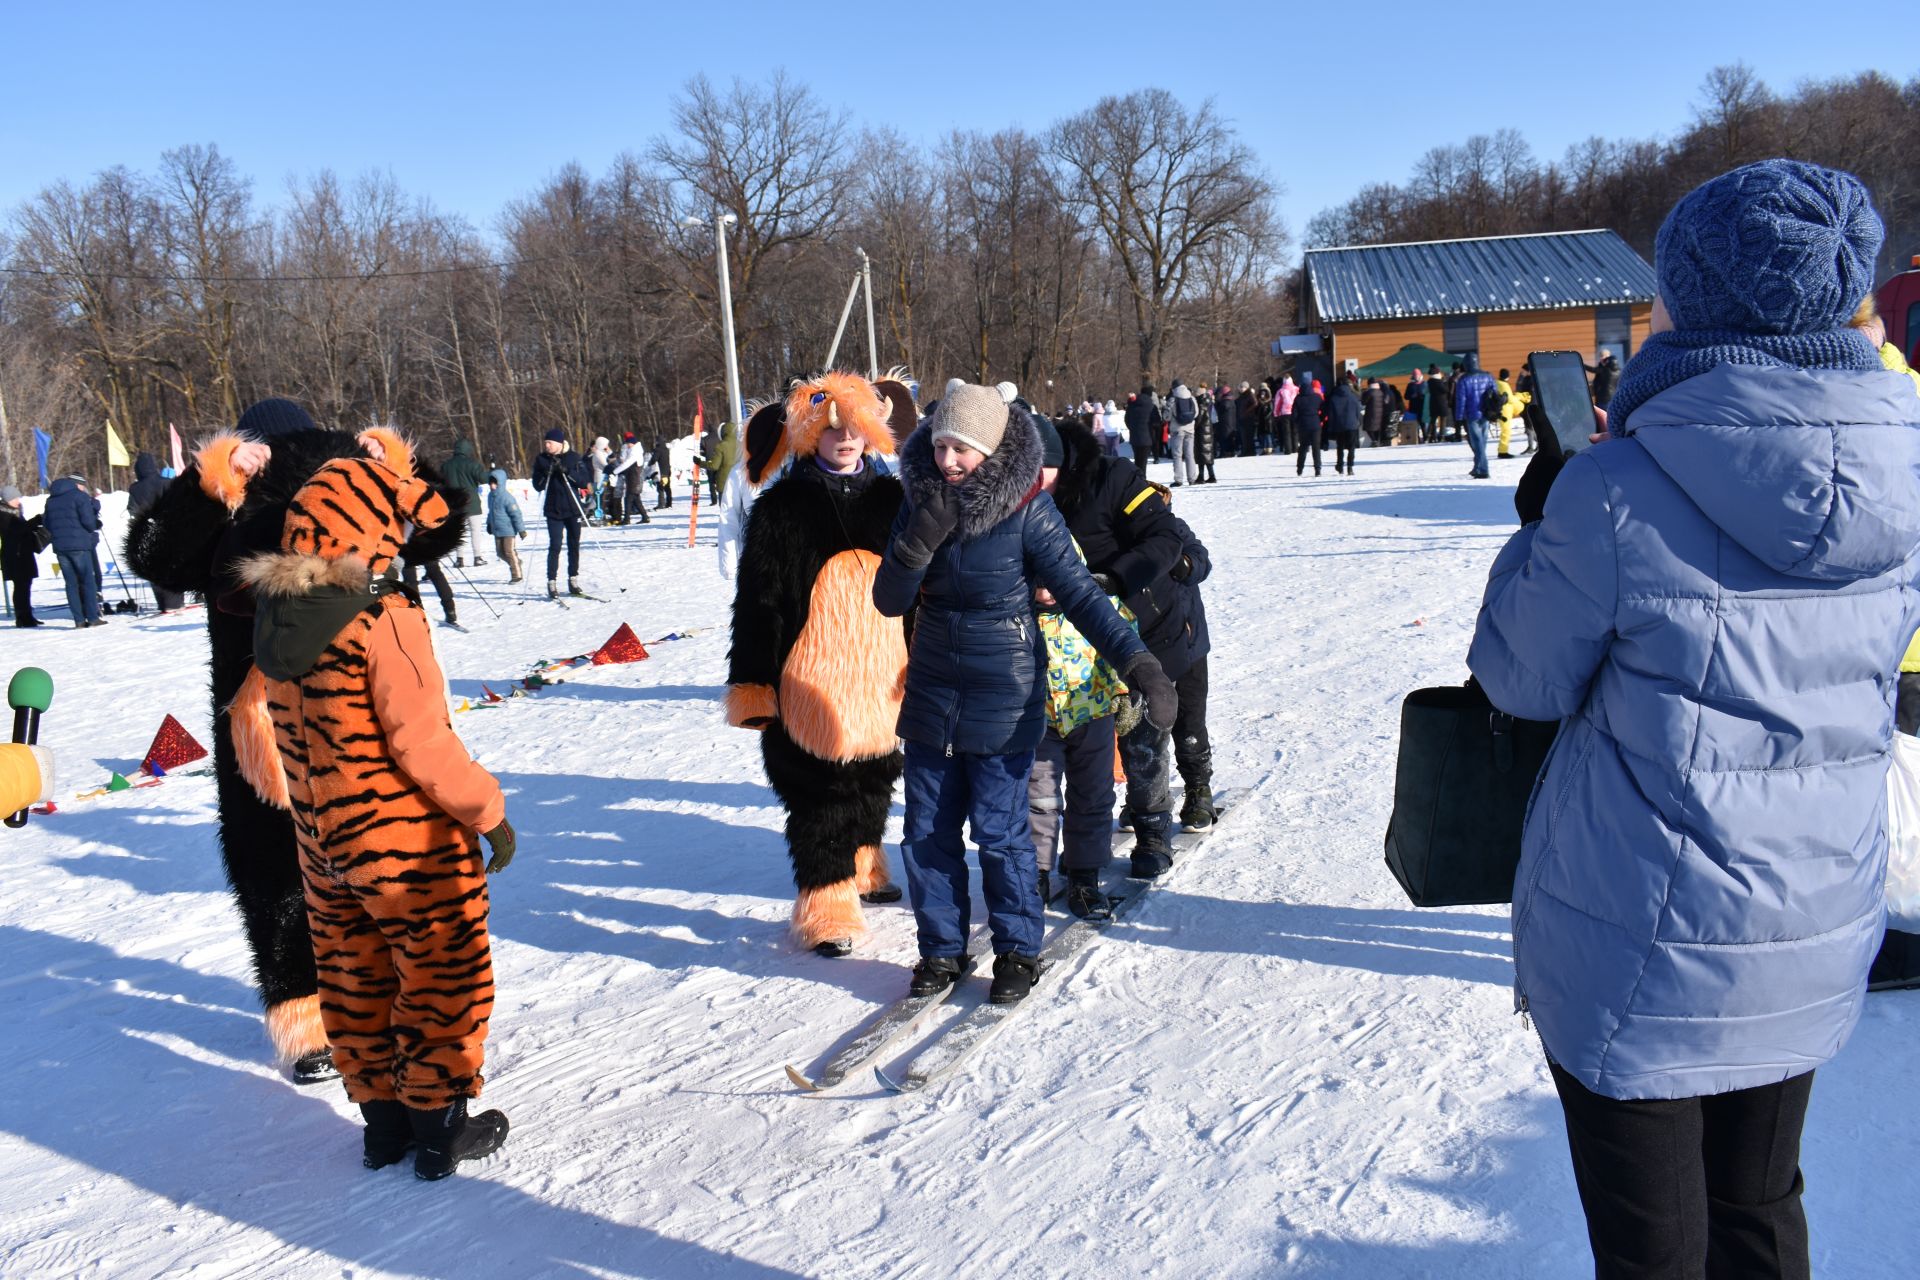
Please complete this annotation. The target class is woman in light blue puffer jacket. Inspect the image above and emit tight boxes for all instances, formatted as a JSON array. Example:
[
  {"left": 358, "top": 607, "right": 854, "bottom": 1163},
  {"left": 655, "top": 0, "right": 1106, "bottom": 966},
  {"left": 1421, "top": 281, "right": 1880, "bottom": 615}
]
[{"left": 1469, "top": 160, "right": 1920, "bottom": 1278}]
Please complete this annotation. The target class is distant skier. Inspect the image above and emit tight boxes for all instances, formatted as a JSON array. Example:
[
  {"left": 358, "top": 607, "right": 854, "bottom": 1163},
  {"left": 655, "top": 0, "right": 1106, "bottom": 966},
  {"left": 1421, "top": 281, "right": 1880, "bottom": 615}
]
[{"left": 530, "top": 428, "right": 592, "bottom": 598}]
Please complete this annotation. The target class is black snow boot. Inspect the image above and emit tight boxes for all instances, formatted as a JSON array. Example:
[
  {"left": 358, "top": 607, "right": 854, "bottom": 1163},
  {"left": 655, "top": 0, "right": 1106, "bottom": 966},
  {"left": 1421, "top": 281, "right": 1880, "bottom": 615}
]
[
  {"left": 1115, "top": 808, "right": 1135, "bottom": 833},
  {"left": 289, "top": 1047, "right": 341, "bottom": 1085},
  {"left": 1180, "top": 783, "right": 1218, "bottom": 832},
  {"left": 909, "top": 955, "right": 966, "bottom": 997},
  {"left": 360, "top": 1099, "right": 413, "bottom": 1170},
  {"left": 568, "top": 578, "right": 587, "bottom": 597},
  {"left": 407, "top": 1097, "right": 509, "bottom": 1182},
  {"left": 989, "top": 953, "right": 1041, "bottom": 1005},
  {"left": 1129, "top": 816, "right": 1174, "bottom": 879},
  {"left": 1064, "top": 869, "right": 1111, "bottom": 920}
]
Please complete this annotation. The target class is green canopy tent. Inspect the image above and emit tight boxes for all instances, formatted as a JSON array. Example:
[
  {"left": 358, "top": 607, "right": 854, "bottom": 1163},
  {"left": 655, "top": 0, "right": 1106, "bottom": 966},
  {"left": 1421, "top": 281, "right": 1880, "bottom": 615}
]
[{"left": 1355, "top": 343, "right": 1465, "bottom": 379}]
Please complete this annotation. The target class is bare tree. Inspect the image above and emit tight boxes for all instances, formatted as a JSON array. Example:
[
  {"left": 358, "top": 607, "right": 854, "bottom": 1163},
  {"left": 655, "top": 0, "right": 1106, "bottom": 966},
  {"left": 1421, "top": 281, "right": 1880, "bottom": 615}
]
[{"left": 1050, "top": 90, "right": 1284, "bottom": 385}]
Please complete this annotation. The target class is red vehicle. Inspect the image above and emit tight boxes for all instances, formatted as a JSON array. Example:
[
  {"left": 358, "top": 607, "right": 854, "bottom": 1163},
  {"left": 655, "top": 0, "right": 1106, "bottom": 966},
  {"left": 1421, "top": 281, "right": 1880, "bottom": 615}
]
[{"left": 1878, "top": 254, "right": 1920, "bottom": 367}]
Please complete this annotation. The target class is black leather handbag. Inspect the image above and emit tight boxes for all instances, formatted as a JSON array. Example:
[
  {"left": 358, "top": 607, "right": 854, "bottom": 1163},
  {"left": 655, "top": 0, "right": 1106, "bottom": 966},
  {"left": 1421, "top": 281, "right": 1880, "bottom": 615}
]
[{"left": 1384, "top": 682, "right": 1559, "bottom": 907}]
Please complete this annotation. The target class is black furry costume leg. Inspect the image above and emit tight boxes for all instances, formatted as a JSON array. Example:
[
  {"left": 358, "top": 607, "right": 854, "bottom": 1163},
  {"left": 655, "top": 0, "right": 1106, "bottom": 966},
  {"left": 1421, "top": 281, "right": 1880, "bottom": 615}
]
[
  {"left": 760, "top": 726, "right": 898, "bottom": 890},
  {"left": 207, "top": 605, "right": 317, "bottom": 1016}
]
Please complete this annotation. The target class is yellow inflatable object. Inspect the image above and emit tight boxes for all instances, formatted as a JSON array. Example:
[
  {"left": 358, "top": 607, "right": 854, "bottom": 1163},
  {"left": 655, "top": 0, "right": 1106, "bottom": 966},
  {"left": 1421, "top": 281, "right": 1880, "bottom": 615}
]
[{"left": 0, "top": 743, "right": 54, "bottom": 816}]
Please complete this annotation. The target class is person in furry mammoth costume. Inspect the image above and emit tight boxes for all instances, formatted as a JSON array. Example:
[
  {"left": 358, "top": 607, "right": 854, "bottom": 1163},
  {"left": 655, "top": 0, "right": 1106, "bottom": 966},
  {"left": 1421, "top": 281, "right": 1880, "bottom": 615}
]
[
  {"left": 125, "top": 399, "right": 467, "bottom": 1081},
  {"left": 726, "top": 370, "right": 919, "bottom": 955}
]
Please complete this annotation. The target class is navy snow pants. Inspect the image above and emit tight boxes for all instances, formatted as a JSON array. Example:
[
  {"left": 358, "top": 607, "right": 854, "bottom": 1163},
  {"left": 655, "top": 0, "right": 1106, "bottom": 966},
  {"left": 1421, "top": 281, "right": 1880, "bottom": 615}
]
[{"left": 900, "top": 741, "right": 1043, "bottom": 957}]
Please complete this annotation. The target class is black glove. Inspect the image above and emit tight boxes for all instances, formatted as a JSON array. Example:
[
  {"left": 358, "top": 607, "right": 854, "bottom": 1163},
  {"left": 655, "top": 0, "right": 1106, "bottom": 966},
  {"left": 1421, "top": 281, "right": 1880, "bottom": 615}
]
[
  {"left": 1514, "top": 450, "right": 1566, "bottom": 526},
  {"left": 1090, "top": 571, "right": 1121, "bottom": 595},
  {"left": 1122, "top": 653, "right": 1178, "bottom": 733},
  {"left": 893, "top": 486, "right": 961, "bottom": 569},
  {"left": 483, "top": 817, "right": 517, "bottom": 874},
  {"left": 1169, "top": 555, "right": 1194, "bottom": 583}
]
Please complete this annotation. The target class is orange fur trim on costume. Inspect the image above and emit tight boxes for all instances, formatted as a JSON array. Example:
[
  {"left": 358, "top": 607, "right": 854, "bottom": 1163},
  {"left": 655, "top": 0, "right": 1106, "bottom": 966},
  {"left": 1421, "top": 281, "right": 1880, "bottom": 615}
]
[
  {"left": 355, "top": 427, "right": 415, "bottom": 480},
  {"left": 854, "top": 844, "right": 893, "bottom": 896},
  {"left": 791, "top": 878, "right": 866, "bottom": 948},
  {"left": 779, "top": 550, "right": 908, "bottom": 762},
  {"left": 264, "top": 993, "right": 328, "bottom": 1064},
  {"left": 228, "top": 666, "right": 291, "bottom": 810},
  {"left": 784, "top": 371, "right": 898, "bottom": 462},
  {"left": 725, "top": 683, "right": 779, "bottom": 729},
  {"left": 194, "top": 431, "right": 252, "bottom": 510}
]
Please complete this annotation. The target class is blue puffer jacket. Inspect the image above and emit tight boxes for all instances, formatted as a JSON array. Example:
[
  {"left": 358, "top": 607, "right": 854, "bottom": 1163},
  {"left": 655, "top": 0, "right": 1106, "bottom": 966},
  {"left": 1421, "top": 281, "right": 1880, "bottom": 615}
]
[
  {"left": 1452, "top": 354, "right": 1496, "bottom": 424},
  {"left": 1469, "top": 363, "right": 1920, "bottom": 1100},
  {"left": 484, "top": 469, "right": 525, "bottom": 537},
  {"left": 875, "top": 410, "right": 1149, "bottom": 755},
  {"left": 42, "top": 476, "right": 101, "bottom": 553}
]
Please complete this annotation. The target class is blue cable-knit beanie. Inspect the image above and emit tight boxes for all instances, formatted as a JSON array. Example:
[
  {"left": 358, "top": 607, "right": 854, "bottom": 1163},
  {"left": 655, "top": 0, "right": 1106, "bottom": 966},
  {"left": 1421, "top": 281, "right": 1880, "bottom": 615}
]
[{"left": 1655, "top": 159, "right": 1882, "bottom": 336}]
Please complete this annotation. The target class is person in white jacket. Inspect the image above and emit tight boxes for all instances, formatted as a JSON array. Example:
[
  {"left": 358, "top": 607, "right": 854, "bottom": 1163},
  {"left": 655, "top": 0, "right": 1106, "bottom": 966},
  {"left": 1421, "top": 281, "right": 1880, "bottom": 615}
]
[{"left": 609, "top": 433, "right": 650, "bottom": 525}]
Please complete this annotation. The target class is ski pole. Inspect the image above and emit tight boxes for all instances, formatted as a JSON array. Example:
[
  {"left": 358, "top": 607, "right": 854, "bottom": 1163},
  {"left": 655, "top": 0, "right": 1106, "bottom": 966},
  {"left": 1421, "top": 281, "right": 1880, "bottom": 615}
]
[{"left": 448, "top": 559, "right": 503, "bottom": 620}]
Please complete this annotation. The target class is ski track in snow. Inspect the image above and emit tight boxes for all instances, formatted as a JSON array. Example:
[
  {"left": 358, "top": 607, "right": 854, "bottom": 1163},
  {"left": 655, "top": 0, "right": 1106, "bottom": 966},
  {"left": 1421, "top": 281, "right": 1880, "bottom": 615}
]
[{"left": 2, "top": 451, "right": 1914, "bottom": 1279}]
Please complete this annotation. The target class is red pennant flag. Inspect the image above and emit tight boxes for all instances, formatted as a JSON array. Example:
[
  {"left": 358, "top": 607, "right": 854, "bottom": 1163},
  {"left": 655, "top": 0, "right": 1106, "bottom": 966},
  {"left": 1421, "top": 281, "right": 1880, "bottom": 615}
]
[
  {"left": 142, "top": 715, "right": 208, "bottom": 775},
  {"left": 590, "top": 622, "right": 651, "bottom": 665},
  {"left": 481, "top": 684, "right": 505, "bottom": 704}
]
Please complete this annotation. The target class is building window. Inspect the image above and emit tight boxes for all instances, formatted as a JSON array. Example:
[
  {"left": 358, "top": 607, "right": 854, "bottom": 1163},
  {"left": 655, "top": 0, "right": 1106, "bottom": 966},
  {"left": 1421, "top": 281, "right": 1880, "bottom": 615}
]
[
  {"left": 1595, "top": 305, "right": 1633, "bottom": 362},
  {"left": 1441, "top": 314, "right": 1478, "bottom": 361}
]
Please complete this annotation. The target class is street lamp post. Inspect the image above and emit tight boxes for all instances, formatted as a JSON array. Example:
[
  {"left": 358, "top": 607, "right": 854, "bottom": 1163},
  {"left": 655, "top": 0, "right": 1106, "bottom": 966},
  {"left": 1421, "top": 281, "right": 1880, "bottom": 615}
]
[{"left": 683, "top": 212, "right": 744, "bottom": 431}]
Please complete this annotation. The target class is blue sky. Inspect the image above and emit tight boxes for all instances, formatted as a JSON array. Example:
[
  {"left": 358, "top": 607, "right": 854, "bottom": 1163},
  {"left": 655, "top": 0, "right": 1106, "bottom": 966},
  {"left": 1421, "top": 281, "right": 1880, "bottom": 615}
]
[{"left": 3, "top": 0, "right": 1909, "bottom": 257}]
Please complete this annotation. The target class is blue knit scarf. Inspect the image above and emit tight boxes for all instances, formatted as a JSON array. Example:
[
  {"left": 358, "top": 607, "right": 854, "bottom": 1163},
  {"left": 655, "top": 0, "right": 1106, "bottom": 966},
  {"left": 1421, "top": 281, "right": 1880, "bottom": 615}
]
[{"left": 1607, "top": 327, "right": 1881, "bottom": 435}]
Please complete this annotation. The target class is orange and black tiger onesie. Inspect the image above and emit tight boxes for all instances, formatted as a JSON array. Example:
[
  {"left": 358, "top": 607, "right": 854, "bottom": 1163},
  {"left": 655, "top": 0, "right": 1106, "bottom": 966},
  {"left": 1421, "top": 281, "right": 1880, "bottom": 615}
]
[
  {"left": 240, "top": 432, "right": 506, "bottom": 1115},
  {"left": 726, "top": 372, "right": 918, "bottom": 953}
]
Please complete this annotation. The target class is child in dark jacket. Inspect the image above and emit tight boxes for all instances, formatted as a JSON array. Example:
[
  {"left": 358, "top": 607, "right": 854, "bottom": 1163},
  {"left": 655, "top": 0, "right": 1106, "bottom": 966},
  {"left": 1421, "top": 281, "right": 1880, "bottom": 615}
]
[{"left": 873, "top": 382, "right": 1177, "bottom": 1004}]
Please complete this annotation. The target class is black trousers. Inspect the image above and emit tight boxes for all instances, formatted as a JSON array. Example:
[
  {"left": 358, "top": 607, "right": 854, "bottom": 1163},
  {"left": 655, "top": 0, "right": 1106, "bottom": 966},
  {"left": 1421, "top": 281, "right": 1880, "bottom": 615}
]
[
  {"left": 1331, "top": 430, "right": 1356, "bottom": 473},
  {"left": 8, "top": 575, "right": 34, "bottom": 624},
  {"left": 1131, "top": 440, "right": 1152, "bottom": 473},
  {"left": 1118, "top": 656, "right": 1212, "bottom": 822},
  {"left": 402, "top": 559, "right": 455, "bottom": 621},
  {"left": 1550, "top": 1062, "right": 1812, "bottom": 1280},
  {"left": 1295, "top": 427, "right": 1322, "bottom": 475}
]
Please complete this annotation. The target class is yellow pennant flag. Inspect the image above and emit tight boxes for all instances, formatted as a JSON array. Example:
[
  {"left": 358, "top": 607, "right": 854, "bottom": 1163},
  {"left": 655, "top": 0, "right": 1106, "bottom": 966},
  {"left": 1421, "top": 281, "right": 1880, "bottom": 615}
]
[{"left": 105, "top": 420, "right": 131, "bottom": 468}]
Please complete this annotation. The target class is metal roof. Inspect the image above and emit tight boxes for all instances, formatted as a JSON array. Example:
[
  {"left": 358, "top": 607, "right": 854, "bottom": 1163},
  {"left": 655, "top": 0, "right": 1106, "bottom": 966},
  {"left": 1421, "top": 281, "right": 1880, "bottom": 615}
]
[{"left": 1305, "top": 229, "right": 1655, "bottom": 324}]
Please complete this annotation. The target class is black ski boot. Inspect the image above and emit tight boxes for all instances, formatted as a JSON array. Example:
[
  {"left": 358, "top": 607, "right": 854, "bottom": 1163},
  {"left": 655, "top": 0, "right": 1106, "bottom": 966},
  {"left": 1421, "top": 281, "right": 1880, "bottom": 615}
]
[
  {"left": 989, "top": 953, "right": 1041, "bottom": 1005},
  {"left": 1129, "top": 815, "right": 1174, "bottom": 879},
  {"left": 407, "top": 1097, "right": 509, "bottom": 1182},
  {"left": 1064, "top": 868, "right": 1112, "bottom": 920},
  {"left": 546, "top": 580, "right": 559, "bottom": 599},
  {"left": 909, "top": 955, "right": 966, "bottom": 997},
  {"left": 360, "top": 1099, "right": 413, "bottom": 1170},
  {"left": 568, "top": 578, "right": 587, "bottom": 597},
  {"left": 289, "top": 1047, "right": 340, "bottom": 1085},
  {"left": 1180, "top": 783, "right": 1217, "bottom": 832}
]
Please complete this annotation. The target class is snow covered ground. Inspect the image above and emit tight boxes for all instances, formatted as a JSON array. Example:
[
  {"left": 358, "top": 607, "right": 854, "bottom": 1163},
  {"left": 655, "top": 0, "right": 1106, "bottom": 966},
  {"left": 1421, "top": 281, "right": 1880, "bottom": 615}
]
[{"left": 2, "top": 446, "right": 1914, "bottom": 1279}]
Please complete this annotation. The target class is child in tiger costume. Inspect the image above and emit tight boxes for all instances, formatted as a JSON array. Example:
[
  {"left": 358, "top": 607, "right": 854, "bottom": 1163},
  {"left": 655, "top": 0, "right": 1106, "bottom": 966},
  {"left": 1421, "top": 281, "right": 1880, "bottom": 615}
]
[
  {"left": 726, "top": 371, "right": 919, "bottom": 955},
  {"left": 126, "top": 399, "right": 468, "bottom": 1084},
  {"left": 240, "top": 429, "right": 516, "bottom": 1181}
]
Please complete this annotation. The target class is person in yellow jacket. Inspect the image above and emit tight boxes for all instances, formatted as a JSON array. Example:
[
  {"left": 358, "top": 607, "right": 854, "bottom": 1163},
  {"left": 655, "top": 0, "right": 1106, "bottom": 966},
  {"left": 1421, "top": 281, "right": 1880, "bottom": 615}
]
[{"left": 1494, "top": 369, "right": 1530, "bottom": 456}]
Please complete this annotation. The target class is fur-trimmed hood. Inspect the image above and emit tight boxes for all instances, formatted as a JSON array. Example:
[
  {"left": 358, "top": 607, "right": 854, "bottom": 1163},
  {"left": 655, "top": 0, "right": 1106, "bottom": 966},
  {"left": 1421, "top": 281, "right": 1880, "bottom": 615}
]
[
  {"left": 898, "top": 403, "right": 1044, "bottom": 539},
  {"left": 237, "top": 549, "right": 376, "bottom": 599}
]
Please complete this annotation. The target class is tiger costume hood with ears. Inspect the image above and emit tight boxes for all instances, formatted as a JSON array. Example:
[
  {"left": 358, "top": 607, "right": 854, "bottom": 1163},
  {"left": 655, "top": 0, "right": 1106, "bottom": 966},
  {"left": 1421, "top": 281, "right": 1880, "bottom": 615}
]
[{"left": 725, "top": 368, "right": 917, "bottom": 954}]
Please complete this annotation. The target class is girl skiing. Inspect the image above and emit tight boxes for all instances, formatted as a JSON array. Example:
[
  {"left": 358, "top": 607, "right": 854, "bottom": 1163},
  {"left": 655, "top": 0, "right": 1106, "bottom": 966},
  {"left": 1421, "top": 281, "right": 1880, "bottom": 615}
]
[{"left": 873, "top": 382, "right": 1176, "bottom": 1004}]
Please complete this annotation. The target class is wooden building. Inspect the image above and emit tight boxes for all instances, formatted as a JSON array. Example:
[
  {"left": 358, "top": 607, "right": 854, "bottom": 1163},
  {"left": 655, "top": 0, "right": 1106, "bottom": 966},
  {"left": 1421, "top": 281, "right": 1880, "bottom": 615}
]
[{"left": 1300, "top": 230, "right": 1656, "bottom": 381}]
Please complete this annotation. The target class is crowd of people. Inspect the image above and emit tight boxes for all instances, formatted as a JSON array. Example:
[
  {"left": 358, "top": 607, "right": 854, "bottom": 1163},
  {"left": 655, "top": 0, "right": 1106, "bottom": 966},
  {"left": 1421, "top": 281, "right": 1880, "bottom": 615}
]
[{"left": 8, "top": 156, "right": 1920, "bottom": 1279}]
